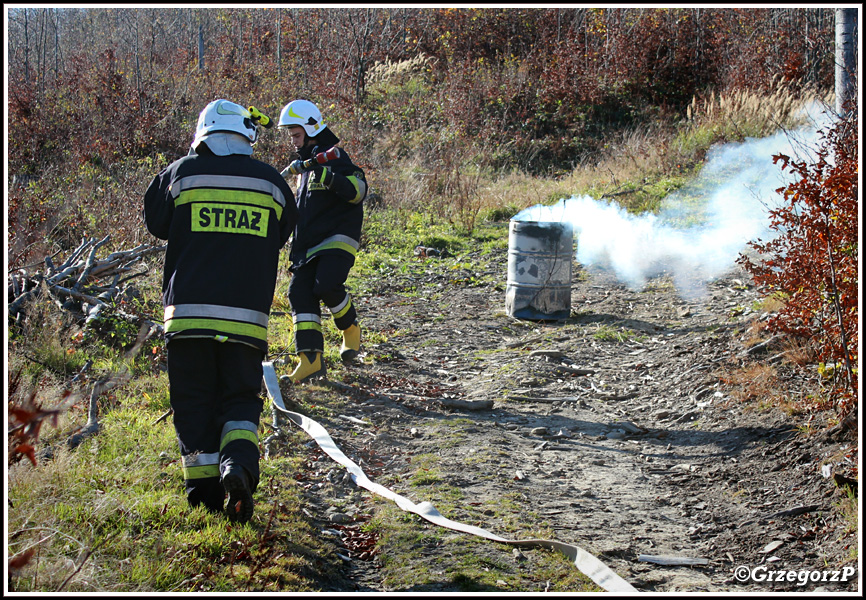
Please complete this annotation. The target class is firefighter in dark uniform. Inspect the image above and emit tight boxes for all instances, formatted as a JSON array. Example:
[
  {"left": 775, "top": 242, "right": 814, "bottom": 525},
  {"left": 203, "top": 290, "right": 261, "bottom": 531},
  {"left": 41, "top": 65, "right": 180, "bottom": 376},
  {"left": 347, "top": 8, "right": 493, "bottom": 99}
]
[
  {"left": 277, "top": 99, "right": 367, "bottom": 383},
  {"left": 144, "top": 99, "right": 297, "bottom": 523}
]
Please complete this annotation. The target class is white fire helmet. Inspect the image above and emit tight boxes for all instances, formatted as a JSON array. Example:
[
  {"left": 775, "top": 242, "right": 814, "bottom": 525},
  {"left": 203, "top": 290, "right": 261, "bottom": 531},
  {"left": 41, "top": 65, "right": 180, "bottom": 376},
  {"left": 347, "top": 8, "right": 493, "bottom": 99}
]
[
  {"left": 192, "top": 100, "right": 258, "bottom": 149},
  {"left": 277, "top": 99, "right": 326, "bottom": 138}
]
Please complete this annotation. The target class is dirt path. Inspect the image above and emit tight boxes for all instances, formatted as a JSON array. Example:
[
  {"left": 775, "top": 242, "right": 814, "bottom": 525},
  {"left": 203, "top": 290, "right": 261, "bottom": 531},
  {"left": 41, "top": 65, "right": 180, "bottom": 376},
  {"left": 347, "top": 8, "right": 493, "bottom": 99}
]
[{"left": 283, "top": 245, "right": 858, "bottom": 593}]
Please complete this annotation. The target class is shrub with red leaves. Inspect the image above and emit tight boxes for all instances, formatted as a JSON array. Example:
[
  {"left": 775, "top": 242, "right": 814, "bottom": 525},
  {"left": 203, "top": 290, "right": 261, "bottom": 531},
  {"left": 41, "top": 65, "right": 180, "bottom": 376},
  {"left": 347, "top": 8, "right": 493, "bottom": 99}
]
[{"left": 739, "top": 109, "right": 858, "bottom": 417}]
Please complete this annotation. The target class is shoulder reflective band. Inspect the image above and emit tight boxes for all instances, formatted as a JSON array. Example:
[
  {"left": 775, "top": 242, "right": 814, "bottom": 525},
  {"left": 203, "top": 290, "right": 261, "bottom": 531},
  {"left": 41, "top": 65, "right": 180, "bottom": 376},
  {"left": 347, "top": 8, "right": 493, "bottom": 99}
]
[
  {"left": 171, "top": 174, "right": 287, "bottom": 209},
  {"left": 181, "top": 452, "right": 220, "bottom": 480},
  {"left": 306, "top": 234, "right": 359, "bottom": 259},
  {"left": 262, "top": 362, "right": 638, "bottom": 594}
]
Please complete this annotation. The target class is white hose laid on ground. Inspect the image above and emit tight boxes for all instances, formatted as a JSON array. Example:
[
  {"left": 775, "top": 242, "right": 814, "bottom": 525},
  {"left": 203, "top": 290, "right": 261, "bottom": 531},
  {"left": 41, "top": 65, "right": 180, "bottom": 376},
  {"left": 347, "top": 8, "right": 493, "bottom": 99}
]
[{"left": 262, "top": 361, "right": 638, "bottom": 594}]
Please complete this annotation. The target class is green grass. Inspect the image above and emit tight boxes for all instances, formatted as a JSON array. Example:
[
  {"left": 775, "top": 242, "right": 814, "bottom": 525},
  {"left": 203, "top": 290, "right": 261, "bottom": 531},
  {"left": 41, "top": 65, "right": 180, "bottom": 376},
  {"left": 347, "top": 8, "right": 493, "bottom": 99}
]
[
  {"left": 367, "top": 486, "right": 599, "bottom": 592},
  {"left": 7, "top": 379, "right": 349, "bottom": 593},
  {"left": 591, "top": 324, "right": 646, "bottom": 343}
]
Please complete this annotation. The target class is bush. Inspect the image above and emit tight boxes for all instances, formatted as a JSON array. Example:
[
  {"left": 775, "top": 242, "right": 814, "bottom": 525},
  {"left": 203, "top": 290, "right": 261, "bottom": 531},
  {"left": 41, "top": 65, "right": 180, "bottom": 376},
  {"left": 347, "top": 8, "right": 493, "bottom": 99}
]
[{"left": 738, "top": 110, "right": 858, "bottom": 416}]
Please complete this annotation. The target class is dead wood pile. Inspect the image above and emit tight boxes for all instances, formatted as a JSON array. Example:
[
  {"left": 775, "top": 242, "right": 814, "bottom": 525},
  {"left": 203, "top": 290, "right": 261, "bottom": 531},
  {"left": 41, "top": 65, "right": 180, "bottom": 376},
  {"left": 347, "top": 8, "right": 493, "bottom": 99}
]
[{"left": 8, "top": 235, "right": 165, "bottom": 327}]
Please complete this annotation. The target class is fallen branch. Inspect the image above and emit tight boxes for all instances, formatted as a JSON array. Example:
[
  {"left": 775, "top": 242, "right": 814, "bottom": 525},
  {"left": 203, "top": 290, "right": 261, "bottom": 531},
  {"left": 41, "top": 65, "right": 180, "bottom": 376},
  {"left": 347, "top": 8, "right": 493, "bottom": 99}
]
[
  {"left": 762, "top": 504, "right": 822, "bottom": 521},
  {"left": 67, "top": 368, "right": 133, "bottom": 450},
  {"left": 638, "top": 554, "right": 709, "bottom": 566},
  {"left": 737, "top": 334, "right": 785, "bottom": 358},
  {"left": 55, "top": 536, "right": 109, "bottom": 592},
  {"left": 73, "top": 235, "right": 111, "bottom": 291},
  {"left": 507, "top": 395, "right": 583, "bottom": 404},
  {"left": 438, "top": 397, "right": 494, "bottom": 411},
  {"left": 153, "top": 409, "right": 173, "bottom": 425},
  {"left": 8, "top": 237, "right": 166, "bottom": 321}
]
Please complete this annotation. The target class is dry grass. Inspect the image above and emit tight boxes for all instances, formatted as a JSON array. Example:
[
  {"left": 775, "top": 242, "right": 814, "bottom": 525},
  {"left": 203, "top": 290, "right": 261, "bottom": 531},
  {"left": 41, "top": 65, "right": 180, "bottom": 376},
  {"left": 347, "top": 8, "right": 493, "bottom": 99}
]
[
  {"left": 777, "top": 336, "right": 819, "bottom": 368},
  {"left": 718, "top": 363, "right": 781, "bottom": 405},
  {"left": 685, "top": 77, "right": 834, "bottom": 137},
  {"left": 365, "top": 54, "right": 436, "bottom": 87}
]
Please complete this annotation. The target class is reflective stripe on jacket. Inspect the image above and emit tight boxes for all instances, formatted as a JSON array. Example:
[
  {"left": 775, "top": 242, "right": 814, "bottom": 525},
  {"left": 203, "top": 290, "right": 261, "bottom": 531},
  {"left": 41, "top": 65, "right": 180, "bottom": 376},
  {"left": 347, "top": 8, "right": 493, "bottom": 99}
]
[{"left": 144, "top": 150, "right": 297, "bottom": 352}]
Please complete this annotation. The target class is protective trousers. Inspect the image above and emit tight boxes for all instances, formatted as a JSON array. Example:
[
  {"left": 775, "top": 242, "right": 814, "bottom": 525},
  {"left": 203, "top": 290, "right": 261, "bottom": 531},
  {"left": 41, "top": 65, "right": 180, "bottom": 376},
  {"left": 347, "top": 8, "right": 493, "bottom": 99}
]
[
  {"left": 166, "top": 338, "right": 264, "bottom": 513},
  {"left": 289, "top": 254, "right": 357, "bottom": 354}
]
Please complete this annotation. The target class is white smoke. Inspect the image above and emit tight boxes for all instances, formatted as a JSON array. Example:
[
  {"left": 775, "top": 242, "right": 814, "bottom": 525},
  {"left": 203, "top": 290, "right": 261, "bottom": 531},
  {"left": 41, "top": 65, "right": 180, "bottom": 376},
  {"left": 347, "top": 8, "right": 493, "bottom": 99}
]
[{"left": 513, "top": 103, "right": 834, "bottom": 299}]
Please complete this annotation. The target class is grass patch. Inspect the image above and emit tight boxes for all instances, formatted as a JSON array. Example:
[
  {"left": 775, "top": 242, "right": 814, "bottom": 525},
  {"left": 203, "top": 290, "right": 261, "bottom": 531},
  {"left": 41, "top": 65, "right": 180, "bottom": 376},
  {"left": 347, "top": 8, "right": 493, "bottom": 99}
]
[
  {"left": 367, "top": 491, "right": 598, "bottom": 592},
  {"left": 592, "top": 324, "right": 644, "bottom": 343},
  {"left": 7, "top": 387, "right": 349, "bottom": 593}
]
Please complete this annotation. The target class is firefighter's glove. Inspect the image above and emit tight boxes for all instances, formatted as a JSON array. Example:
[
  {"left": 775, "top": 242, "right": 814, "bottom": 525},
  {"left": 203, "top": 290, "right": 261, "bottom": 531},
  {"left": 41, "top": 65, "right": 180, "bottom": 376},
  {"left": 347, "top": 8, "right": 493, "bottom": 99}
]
[
  {"left": 284, "top": 159, "right": 308, "bottom": 177},
  {"left": 313, "top": 166, "right": 334, "bottom": 188}
]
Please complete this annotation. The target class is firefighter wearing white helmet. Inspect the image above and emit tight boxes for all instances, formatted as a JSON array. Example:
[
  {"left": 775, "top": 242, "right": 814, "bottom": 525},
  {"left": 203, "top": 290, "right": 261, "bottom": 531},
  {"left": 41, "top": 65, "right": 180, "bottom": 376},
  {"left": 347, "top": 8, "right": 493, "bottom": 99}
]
[
  {"left": 192, "top": 99, "right": 259, "bottom": 156},
  {"left": 276, "top": 99, "right": 368, "bottom": 384},
  {"left": 277, "top": 99, "right": 327, "bottom": 138},
  {"left": 144, "top": 99, "right": 298, "bottom": 524}
]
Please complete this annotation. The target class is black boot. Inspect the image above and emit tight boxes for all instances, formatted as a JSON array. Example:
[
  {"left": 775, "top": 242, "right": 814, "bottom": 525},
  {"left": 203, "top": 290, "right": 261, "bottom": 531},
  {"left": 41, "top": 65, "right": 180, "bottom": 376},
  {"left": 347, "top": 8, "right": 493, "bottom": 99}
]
[{"left": 222, "top": 466, "right": 254, "bottom": 524}]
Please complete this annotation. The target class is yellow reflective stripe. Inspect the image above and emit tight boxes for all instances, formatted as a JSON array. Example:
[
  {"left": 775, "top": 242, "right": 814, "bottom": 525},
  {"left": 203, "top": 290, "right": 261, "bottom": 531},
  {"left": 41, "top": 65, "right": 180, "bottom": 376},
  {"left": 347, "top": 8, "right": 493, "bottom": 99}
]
[
  {"left": 165, "top": 317, "right": 267, "bottom": 341},
  {"left": 306, "top": 241, "right": 357, "bottom": 257},
  {"left": 176, "top": 188, "right": 283, "bottom": 220},
  {"left": 306, "top": 235, "right": 359, "bottom": 258},
  {"left": 183, "top": 464, "right": 221, "bottom": 480},
  {"left": 171, "top": 174, "right": 287, "bottom": 208},
  {"left": 166, "top": 304, "right": 269, "bottom": 328},
  {"left": 329, "top": 296, "right": 352, "bottom": 319},
  {"left": 294, "top": 321, "right": 322, "bottom": 332},
  {"left": 346, "top": 175, "right": 367, "bottom": 204},
  {"left": 181, "top": 452, "right": 221, "bottom": 480},
  {"left": 220, "top": 429, "right": 258, "bottom": 451}
]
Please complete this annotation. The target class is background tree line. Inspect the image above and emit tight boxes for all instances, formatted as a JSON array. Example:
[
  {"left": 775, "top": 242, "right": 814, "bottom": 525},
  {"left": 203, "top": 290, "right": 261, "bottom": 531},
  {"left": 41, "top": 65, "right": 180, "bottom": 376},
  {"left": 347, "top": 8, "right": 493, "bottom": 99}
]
[{"left": 7, "top": 7, "right": 838, "bottom": 176}]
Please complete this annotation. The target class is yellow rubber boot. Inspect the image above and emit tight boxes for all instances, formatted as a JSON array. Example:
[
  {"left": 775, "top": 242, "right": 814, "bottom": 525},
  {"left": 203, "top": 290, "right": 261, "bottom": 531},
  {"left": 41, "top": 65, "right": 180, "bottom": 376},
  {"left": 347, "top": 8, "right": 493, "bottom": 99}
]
[
  {"left": 289, "top": 352, "right": 326, "bottom": 384},
  {"left": 340, "top": 323, "right": 361, "bottom": 362}
]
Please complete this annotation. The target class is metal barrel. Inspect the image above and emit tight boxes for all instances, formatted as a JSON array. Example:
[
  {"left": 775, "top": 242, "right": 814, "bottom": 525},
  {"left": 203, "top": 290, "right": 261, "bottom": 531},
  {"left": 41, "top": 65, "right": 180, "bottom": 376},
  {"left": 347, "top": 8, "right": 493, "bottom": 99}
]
[{"left": 505, "top": 219, "right": 574, "bottom": 320}]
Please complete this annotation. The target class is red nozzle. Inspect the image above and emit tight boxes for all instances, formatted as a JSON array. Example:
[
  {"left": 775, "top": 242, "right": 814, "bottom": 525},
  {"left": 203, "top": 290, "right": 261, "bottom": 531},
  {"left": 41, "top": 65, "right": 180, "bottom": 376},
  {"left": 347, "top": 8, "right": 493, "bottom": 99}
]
[{"left": 315, "top": 147, "right": 340, "bottom": 164}]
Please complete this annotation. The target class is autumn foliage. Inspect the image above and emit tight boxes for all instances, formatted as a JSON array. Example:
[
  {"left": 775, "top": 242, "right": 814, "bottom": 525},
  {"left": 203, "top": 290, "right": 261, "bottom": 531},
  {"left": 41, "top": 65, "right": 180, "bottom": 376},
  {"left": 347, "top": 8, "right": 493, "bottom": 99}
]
[
  {"left": 6, "top": 8, "right": 837, "bottom": 177},
  {"left": 739, "top": 110, "right": 859, "bottom": 415}
]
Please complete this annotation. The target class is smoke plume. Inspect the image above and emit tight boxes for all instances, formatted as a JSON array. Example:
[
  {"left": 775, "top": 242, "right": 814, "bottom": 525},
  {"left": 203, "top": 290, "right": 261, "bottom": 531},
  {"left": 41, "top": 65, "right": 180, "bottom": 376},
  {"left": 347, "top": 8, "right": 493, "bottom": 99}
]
[{"left": 513, "top": 104, "right": 833, "bottom": 299}]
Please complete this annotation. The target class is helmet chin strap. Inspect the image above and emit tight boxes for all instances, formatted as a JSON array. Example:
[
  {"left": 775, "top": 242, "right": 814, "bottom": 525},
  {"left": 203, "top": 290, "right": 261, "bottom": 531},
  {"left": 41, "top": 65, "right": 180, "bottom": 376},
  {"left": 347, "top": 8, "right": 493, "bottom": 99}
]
[{"left": 297, "top": 140, "right": 315, "bottom": 160}]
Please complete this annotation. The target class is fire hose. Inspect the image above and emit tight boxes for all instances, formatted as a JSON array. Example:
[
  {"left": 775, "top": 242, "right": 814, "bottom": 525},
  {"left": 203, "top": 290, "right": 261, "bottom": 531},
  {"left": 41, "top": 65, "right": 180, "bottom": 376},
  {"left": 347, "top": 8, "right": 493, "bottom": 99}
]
[
  {"left": 280, "top": 147, "right": 341, "bottom": 178},
  {"left": 261, "top": 361, "right": 638, "bottom": 593}
]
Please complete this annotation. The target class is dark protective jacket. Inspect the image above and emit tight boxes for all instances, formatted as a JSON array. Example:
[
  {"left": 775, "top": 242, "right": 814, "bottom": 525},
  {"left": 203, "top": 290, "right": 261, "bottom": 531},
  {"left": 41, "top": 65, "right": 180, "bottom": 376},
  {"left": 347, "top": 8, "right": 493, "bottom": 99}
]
[
  {"left": 289, "top": 127, "right": 367, "bottom": 269},
  {"left": 144, "top": 147, "right": 297, "bottom": 352}
]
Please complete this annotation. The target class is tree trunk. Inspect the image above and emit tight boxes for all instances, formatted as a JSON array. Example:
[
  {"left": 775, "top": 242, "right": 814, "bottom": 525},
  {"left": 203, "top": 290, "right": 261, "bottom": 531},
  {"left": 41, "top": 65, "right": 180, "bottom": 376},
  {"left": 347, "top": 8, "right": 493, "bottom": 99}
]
[
  {"left": 198, "top": 22, "right": 205, "bottom": 70},
  {"left": 277, "top": 7, "right": 282, "bottom": 80},
  {"left": 23, "top": 8, "right": 30, "bottom": 83},
  {"left": 835, "top": 8, "right": 857, "bottom": 116}
]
